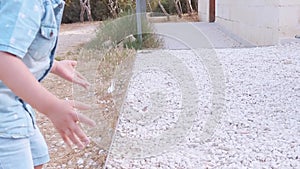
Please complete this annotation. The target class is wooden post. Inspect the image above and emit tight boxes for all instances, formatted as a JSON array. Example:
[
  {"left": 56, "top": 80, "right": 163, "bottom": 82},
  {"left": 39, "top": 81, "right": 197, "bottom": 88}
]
[
  {"left": 136, "top": 0, "right": 146, "bottom": 47},
  {"left": 209, "top": 0, "right": 215, "bottom": 22}
]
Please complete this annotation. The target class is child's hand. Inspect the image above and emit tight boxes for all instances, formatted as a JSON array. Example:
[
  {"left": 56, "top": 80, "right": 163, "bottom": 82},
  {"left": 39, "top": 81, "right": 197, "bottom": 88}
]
[
  {"left": 51, "top": 60, "right": 90, "bottom": 89},
  {"left": 0, "top": 52, "right": 95, "bottom": 149},
  {"left": 45, "top": 99, "right": 96, "bottom": 149}
]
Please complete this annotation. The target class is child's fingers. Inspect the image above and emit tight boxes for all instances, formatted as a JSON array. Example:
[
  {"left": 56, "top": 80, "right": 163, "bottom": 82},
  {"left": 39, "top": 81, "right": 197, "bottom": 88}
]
[
  {"left": 77, "top": 112, "right": 96, "bottom": 127},
  {"left": 60, "top": 126, "right": 87, "bottom": 150},
  {"left": 75, "top": 71, "right": 86, "bottom": 81},
  {"left": 64, "top": 100, "right": 95, "bottom": 126},
  {"left": 74, "top": 78, "right": 90, "bottom": 89},
  {"left": 72, "top": 71, "right": 90, "bottom": 89},
  {"left": 70, "top": 60, "right": 77, "bottom": 67},
  {"left": 72, "top": 123, "right": 91, "bottom": 147},
  {"left": 66, "top": 127, "right": 85, "bottom": 149},
  {"left": 65, "top": 100, "right": 91, "bottom": 110},
  {"left": 60, "top": 130, "right": 72, "bottom": 148}
]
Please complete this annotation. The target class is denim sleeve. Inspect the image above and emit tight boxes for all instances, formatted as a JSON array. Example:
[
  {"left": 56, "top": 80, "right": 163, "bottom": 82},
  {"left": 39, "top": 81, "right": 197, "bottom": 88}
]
[{"left": 0, "top": 0, "right": 43, "bottom": 59}]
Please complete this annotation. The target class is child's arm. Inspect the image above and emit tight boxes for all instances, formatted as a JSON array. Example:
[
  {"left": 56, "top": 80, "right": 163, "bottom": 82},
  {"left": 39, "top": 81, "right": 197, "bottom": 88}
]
[
  {"left": 51, "top": 60, "right": 90, "bottom": 89},
  {"left": 0, "top": 51, "right": 95, "bottom": 149}
]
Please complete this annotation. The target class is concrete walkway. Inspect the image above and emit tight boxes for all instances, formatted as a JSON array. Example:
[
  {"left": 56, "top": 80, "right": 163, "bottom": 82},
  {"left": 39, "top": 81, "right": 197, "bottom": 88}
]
[{"left": 153, "top": 22, "right": 255, "bottom": 49}]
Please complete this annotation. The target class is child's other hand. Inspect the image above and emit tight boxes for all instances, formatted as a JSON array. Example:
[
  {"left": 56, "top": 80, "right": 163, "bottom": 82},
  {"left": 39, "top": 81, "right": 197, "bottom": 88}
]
[
  {"left": 45, "top": 99, "right": 96, "bottom": 149},
  {"left": 51, "top": 60, "right": 90, "bottom": 89},
  {"left": 0, "top": 52, "right": 95, "bottom": 149}
]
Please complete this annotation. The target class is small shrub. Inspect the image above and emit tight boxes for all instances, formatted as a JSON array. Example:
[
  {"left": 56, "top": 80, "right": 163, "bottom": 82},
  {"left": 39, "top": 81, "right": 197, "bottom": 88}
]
[{"left": 86, "top": 13, "right": 162, "bottom": 50}]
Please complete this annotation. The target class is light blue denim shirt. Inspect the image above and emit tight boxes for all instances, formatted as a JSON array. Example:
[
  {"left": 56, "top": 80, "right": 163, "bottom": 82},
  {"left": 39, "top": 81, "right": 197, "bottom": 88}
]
[{"left": 0, "top": 0, "right": 64, "bottom": 138}]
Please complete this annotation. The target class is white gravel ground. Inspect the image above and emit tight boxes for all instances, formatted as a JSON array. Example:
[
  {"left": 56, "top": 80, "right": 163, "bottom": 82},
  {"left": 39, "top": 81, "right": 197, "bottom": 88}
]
[{"left": 105, "top": 42, "right": 300, "bottom": 169}]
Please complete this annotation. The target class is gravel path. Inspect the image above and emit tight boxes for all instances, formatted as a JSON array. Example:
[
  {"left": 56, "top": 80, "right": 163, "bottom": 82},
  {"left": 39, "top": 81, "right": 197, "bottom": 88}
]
[
  {"left": 44, "top": 21, "right": 299, "bottom": 168},
  {"left": 105, "top": 42, "right": 300, "bottom": 168}
]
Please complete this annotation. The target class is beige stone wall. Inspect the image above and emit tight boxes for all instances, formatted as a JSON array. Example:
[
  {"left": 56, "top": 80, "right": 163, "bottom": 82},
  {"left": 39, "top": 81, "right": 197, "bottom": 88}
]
[
  {"left": 198, "top": 0, "right": 300, "bottom": 45},
  {"left": 198, "top": 0, "right": 210, "bottom": 22},
  {"left": 216, "top": 0, "right": 280, "bottom": 45},
  {"left": 278, "top": 0, "right": 300, "bottom": 38}
]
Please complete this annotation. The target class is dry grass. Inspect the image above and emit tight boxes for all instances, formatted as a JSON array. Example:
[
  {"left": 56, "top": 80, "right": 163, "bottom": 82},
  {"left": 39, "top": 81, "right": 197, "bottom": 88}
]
[{"left": 40, "top": 22, "right": 136, "bottom": 168}]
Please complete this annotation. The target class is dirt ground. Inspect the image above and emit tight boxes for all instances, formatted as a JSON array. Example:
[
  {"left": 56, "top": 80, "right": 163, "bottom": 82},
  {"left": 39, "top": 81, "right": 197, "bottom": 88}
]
[
  {"left": 40, "top": 20, "right": 135, "bottom": 169},
  {"left": 40, "top": 21, "right": 108, "bottom": 169}
]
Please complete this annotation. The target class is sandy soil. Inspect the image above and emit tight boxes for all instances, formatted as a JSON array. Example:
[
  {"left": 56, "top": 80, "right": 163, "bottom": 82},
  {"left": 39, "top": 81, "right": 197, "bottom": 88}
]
[{"left": 40, "top": 19, "right": 137, "bottom": 168}]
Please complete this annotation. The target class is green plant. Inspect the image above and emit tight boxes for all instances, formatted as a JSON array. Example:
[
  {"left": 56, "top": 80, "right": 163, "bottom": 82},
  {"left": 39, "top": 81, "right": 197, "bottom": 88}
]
[{"left": 86, "top": 13, "right": 161, "bottom": 50}]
